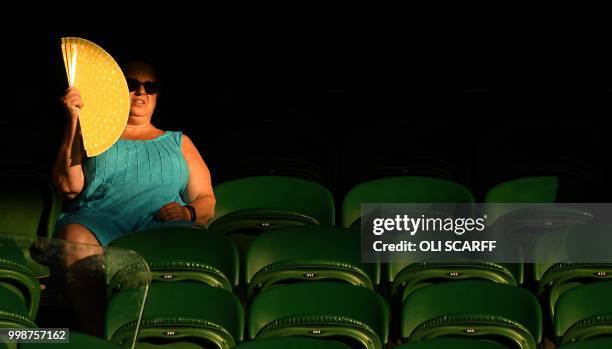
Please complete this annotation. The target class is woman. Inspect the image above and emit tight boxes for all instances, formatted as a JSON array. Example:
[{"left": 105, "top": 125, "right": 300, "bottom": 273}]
[
  {"left": 53, "top": 60, "right": 215, "bottom": 255},
  {"left": 52, "top": 61, "right": 215, "bottom": 335}
]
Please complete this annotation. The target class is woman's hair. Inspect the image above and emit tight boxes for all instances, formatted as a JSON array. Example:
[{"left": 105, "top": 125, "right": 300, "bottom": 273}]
[{"left": 121, "top": 60, "right": 159, "bottom": 82}]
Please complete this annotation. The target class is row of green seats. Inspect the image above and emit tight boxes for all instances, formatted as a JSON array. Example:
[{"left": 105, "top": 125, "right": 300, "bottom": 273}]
[
  {"left": 104, "top": 279, "right": 612, "bottom": 348},
  {"left": 3, "top": 172, "right": 611, "bottom": 348},
  {"left": 0, "top": 169, "right": 562, "bottom": 243},
  {"left": 1, "top": 277, "right": 612, "bottom": 348}
]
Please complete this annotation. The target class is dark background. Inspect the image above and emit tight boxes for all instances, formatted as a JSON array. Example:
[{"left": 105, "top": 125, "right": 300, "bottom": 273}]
[{"left": 2, "top": 29, "right": 611, "bottom": 204}]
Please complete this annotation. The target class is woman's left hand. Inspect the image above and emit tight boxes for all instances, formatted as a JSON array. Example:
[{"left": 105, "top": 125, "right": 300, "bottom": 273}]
[{"left": 155, "top": 202, "right": 190, "bottom": 221}]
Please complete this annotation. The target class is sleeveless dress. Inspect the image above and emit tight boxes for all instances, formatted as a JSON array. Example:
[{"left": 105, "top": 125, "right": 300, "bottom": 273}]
[{"left": 55, "top": 131, "right": 194, "bottom": 245}]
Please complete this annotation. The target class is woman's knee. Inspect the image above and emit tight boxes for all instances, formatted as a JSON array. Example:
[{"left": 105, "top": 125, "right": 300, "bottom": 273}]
[
  {"left": 57, "top": 223, "right": 99, "bottom": 245},
  {"left": 57, "top": 224, "right": 102, "bottom": 266}
]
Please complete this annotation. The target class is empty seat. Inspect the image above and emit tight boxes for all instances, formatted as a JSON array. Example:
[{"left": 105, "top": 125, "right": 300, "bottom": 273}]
[
  {"left": 0, "top": 171, "right": 62, "bottom": 278},
  {"left": 246, "top": 226, "right": 379, "bottom": 298},
  {"left": 401, "top": 281, "right": 542, "bottom": 349},
  {"left": 106, "top": 281, "right": 243, "bottom": 348},
  {"left": 484, "top": 176, "right": 559, "bottom": 223},
  {"left": 389, "top": 260, "right": 522, "bottom": 303},
  {"left": 248, "top": 281, "right": 388, "bottom": 349},
  {"left": 209, "top": 176, "right": 335, "bottom": 258},
  {"left": 20, "top": 331, "right": 124, "bottom": 348},
  {"left": 341, "top": 176, "right": 514, "bottom": 304},
  {"left": 0, "top": 234, "right": 40, "bottom": 320},
  {"left": 0, "top": 282, "right": 36, "bottom": 328},
  {"left": 109, "top": 227, "right": 238, "bottom": 290},
  {"left": 233, "top": 337, "right": 351, "bottom": 349},
  {"left": 341, "top": 176, "right": 474, "bottom": 228},
  {"left": 487, "top": 199, "right": 594, "bottom": 296},
  {"left": 485, "top": 176, "right": 559, "bottom": 203},
  {"left": 535, "top": 223, "right": 611, "bottom": 318},
  {"left": 210, "top": 176, "right": 335, "bottom": 232},
  {"left": 554, "top": 281, "right": 612, "bottom": 345},
  {"left": 0, "top": 171, "right": 62, "bottom": 239}
]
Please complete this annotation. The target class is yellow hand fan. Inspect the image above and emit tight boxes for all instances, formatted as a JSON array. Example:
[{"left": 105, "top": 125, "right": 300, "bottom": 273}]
[{"left": 61, "top": 37, "right": 130, "bottom": 157}]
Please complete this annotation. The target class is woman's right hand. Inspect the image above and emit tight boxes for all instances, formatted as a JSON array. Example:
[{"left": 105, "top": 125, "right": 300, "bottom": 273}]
[{"left": 61, "top": 88, "right": 84, "bottom": 121}]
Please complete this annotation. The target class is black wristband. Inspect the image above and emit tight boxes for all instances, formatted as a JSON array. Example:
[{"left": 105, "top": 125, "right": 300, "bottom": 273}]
[{"left": 184, "top": 205, "right": 196, "bottom": 222}]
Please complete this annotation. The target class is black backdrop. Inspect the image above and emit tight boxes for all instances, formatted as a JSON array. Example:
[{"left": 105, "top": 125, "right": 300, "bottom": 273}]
[{"left": 3, "top": 30, "right": 611, "bottom": 202}]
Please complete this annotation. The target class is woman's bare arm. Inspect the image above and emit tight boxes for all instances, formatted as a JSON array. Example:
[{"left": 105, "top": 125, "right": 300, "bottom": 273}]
[
  {"left": 181, "top": 134, "right": 216, "bottom": 225},
  {"left": 53, "top": 88, "right": 85, "bottom": 200}
]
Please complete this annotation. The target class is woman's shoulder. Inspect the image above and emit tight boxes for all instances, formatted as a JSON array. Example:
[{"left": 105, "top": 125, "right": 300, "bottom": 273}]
[{"left": 161, "top": 130, "right": 183, "bottom": 147}]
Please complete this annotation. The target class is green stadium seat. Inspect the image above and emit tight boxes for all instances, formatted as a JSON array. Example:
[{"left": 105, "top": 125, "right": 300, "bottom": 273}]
[
  {"left": 401, "top": 280, "right": 542, "bottom": 349},
  {"left": 248, "top": 281, "right": 388, "bottom": 349},
  {"left": 341, "top": 177, "right": 519, "bottom": 304},
  {"left": 0, "top": 171, "right": 62, "bottom": 278},
  {"left": 554, "top": 281, "right": 612, "bottom": 345},
  {"left": 388, "top": 260, "right": 522, "bottom": 303},
  {"left": 106, "top": 281, "right": 243, "bottom": 348},
  {"left": 0, "top": 171, "right": 62, "bottom": 239},
  {"left": 535, "top": 224, "right": 611, "bottom": 319},
  {"left": 233, "top": 337, "right": 351, "bottom": 349},
  {"left": 246, "top": 226, "right": 379, "bottom": 299},
  {"left": 341, "top": 176, "right": 474, "bottom": 228},
  {"left": 0, "top": 235, "right": 40, "bottom": 320},
  {"left": 484, "top": 176, "right": 558, "bottom": 214},
  {"left": 484, "top": 179, "right": 593, "bottom": 296},
  {"left": 20, "top": 331, "right": 124, "bottom": 348},
  {"left": 209, "top": 176, "right": 335, "bottom": 261},
  {"left": 210, "top": 175, "right": 335, "bottom": 232},
  {"left": 396, "top": 337, "right": 510, "bottom": 348},
  {"left": 0, "top": 283, "right": 36, "bottom": 328},
  {"left": 109, "top": 227, "right": 238, "bottom": 290},
  {"left": 557, "top": 337, "right": 612, "bottom": 348}
]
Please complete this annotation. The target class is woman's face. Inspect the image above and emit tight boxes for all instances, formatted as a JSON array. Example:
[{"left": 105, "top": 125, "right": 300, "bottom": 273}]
[{"left": 125, "top": 63, "right": 159, "bottom": 124}]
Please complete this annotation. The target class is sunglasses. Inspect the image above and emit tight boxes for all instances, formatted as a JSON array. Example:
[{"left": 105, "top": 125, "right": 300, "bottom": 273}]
[{"left": 126, "top": 78, "right": 161, "bottom": 95}]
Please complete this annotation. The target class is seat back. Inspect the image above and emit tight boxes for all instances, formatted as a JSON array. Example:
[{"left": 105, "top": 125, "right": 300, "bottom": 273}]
[
  {"left": 0, "top": 171, "right": 61, "bottom": 239},
  {"left": 109, "top": 227, "right": 239, "bottom": 289},
  {"left": 107, "top": 281, "right": 243, "bottom": 349},
  {"left": 248, "top": 281, "right": 388, "bottom": 349},
  {"left": 554, "top": 281, "right": 612, "bottom": 344},
  {"left": 484, "top": 176, "right": 559, "bottom": 224},
  {"left": 211, "top": 176, "right": 335, "bottom": 227},
  {"left": 246, "top": 226, "right": 379, "bottom": 297},
  {"left": 401, "top": 281, "right": 542, "bottom": 349},
  {"left": 0, "top": 282, "right": 36, "bottom": 328},
  {"left": 0, "top": 234, "right": 41, "bottom": 319},
  {"left": 341, "top": 176, "right": 474, "bottom": 228}
]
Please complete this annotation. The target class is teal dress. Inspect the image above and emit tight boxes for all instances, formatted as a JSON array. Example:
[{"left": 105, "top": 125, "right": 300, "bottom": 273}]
[{"left": 56, "top": 131, "right": 194, "bottom": 245}]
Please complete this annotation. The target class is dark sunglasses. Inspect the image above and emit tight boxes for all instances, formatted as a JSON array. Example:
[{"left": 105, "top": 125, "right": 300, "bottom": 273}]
[{"left": 126, "top": 78, "right": 161, "bottom": 95}]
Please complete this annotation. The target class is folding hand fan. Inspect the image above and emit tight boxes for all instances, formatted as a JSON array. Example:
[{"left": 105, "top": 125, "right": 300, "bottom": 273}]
[{"left": 61, "top": 37, "right": 130, "bottom": 157}]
